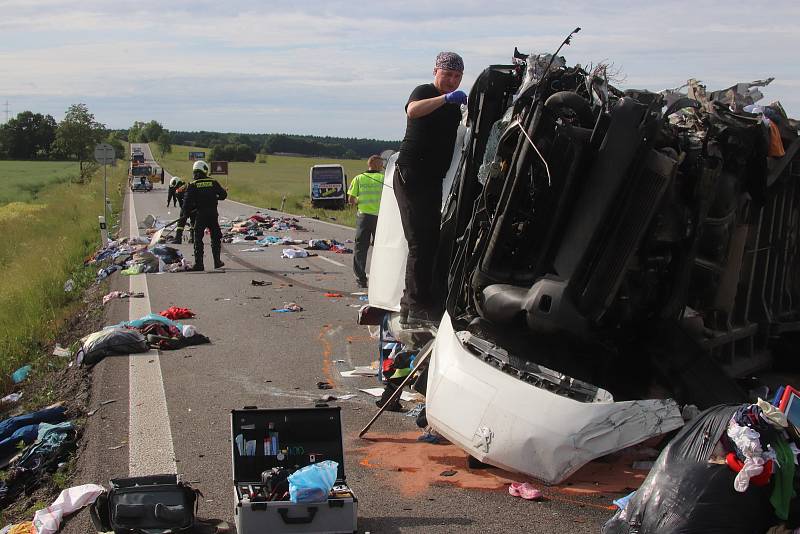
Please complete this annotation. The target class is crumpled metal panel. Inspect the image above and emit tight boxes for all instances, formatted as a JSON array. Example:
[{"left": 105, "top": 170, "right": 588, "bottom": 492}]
[{"left": 426, "top": 313, "right": 685, "bottom": 484}]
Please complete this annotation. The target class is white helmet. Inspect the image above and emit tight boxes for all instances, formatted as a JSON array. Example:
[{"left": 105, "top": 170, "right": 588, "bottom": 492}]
[
  {"left": 169, "top": 177, "right": 179, "bottom": 187},
  {"left": 192, "top": 160, "right": 209, "bottom": 176}
]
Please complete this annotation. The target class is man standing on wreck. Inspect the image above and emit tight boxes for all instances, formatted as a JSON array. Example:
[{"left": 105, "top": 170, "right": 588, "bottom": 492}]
[{"left": 395, "top": 51, "right": 466, "bottom": 327}]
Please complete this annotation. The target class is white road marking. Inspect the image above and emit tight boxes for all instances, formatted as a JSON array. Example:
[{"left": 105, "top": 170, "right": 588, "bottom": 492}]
[
  {"left": 316, "top": 255, "right": 346, "bottom": 268},
  {"left": 127, "top": 189, "right": 177, "bottom": 476}
]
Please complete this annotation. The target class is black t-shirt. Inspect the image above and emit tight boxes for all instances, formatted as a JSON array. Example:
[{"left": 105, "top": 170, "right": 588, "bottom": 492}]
[{"left": 398, "top": 83, "right": 462, "bottom": 176}]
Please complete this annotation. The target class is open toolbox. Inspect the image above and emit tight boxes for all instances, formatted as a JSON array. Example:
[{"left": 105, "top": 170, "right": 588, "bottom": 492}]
[{"left": 231, "top": 406, "right": 357, "bottom": 533}]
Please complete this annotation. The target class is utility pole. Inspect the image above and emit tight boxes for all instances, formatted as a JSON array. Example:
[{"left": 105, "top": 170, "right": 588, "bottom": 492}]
[{"left": 3, "top": 101, "right": 9, "bottom": 124}]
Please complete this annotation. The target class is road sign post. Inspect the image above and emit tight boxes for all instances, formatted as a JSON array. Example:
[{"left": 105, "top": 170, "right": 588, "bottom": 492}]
[
  {"left": 210, "top": 161, "right": 229, "bottom": 188},
  {"left": 94, "top": 143, "right": 116, "bottom": 243}
]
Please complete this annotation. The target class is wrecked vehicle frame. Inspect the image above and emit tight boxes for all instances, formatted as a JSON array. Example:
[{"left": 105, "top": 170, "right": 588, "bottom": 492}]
[{"left": 366, "top": 43, "right": 800, "bottom": 484}]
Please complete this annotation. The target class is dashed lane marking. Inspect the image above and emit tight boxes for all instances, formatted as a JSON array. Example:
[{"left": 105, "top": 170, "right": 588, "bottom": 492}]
[{"left": 315, "top": 255, "right": 347, "bottom": 268}]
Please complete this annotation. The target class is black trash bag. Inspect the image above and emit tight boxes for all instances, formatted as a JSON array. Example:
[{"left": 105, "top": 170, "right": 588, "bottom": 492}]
[
  {"left": 79, "top": 327, "right": 148, "bottom": 366},
  {"left": 603, "top": 404, "right": 776, "bottom": 534}
]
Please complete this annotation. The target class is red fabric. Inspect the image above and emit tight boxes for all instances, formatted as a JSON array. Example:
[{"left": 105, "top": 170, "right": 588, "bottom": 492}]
[
  {"left": 725, "top": 452, "right": 773, "bottom": 486},
  {"left": 324, "top": 293, "right": 343, "bottom": 298},
  {"left": 159, "top": 306, "right": 195, "bottom": 320}
]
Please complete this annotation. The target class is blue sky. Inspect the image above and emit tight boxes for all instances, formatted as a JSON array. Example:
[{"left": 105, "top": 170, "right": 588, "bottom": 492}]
[{"left": 1, "top": 0, "right": 797, "bottom": 140}]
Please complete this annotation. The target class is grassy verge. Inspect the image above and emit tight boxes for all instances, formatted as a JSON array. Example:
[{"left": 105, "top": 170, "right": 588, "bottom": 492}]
[
  {"left": 0, "top": 161, "right": 82, "bottom": 204},
  {"left": 151, "top": 144, "right": 370, "bottom": 227},
  {"left": 0, "top": 160, "right": 128, "bottom": 395}
]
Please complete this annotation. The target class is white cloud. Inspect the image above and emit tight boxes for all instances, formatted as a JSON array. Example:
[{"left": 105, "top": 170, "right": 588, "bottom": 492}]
[{"left": 0, "top": 0, "right": 798, "bottom": 137}]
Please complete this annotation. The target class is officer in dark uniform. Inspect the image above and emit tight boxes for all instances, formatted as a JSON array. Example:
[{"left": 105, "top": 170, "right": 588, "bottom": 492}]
[
  {"left": 182, "top": 160, "right": 227, "bottom": 271},
  {"left": 172, "top": 180, "right": 193, "bottom": 244}
]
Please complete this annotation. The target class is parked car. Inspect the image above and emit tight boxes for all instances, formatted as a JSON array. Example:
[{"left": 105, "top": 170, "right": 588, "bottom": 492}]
[{"left": 130, "top": 176, "right": 153, "bottom": 192}]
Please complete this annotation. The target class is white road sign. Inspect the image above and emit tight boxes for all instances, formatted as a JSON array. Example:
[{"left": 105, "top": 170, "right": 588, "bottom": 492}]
[{"left": 94, "top": 143, "right": 116, "bottom": 165}]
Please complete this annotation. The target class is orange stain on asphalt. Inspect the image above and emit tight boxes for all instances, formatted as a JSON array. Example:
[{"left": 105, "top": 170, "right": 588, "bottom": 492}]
[{"left": 354, "top": 432, "right": 649, "bottom": 510}]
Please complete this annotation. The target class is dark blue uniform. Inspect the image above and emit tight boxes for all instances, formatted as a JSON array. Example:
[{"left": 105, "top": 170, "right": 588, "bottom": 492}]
[{"left": 183, "top": 174, "right": 227, "bottom": 269}]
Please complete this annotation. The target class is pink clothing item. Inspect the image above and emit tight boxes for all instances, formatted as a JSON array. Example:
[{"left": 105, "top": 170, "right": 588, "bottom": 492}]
[{"left": 508, "top": 482, "right": 544, "bottom": 500}]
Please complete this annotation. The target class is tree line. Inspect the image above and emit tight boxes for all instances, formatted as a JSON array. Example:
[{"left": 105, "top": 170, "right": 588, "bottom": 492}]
[
  {"left": 0, "top": 104, "right": 124, "bottom": 172},
  {"left": 168, "top": 131, "right": 399, "bottom": 161},
  {"left": 1, "top": 106, "right": 397, "bottom": 167}
]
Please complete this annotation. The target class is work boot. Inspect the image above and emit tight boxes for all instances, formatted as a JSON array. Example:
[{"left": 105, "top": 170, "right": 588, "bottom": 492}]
[
  {"left": 191, "top": 258, "right": 204, "bottom": 271},
  {"left": 212, "top": 242, "right": 224, "bottom": 269},
  {"left": 375, "top": 383, "right": 404, "bottom": 412}
]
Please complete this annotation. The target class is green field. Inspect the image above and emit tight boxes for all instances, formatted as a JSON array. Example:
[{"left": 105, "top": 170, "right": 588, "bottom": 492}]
[
  {"left": 0, "top": 161, "right": 82, "bottom": 204},
  {"left": 151, "top": 144, "right": 370, "bottom": 227},
  {"left": 0, "top": 159, "right": 127, "bottom": 395}
]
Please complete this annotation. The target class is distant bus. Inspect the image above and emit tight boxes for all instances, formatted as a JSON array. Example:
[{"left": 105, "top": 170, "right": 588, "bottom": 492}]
[{"left": 309, "top": 164, "right": 347, "bottom": 209}]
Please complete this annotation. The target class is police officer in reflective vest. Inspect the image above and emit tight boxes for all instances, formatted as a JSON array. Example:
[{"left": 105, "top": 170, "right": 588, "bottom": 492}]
[
  {"left": 348, "top": 155, "right": 385, "bottom": 288},
  {"left": 182, "top": 160, "right": 227, "bottom": 271}
]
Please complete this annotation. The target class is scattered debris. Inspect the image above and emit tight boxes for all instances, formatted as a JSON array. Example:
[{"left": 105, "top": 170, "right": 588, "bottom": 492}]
[
  {"left": 439, "top": 470, "right": 457, "bottom": 477},
  {"left": 417, "top": 430, "right": 444, "bottom": 444},
  {"left": 360, "top": 388, "right": 416, "bottom": 402},
  {"left": 251, "top": 280, "right": 271, "bottom": 286},
  {"left": 324, "top": 293, "right": 344, "bottom": 298},
  {"left": 508, "top": 482, "right": 544, "bottom": 501},
  {"left": 159, "top": 306, "right": 195, "bottom": 320},
  {"left": 11, "top": 365, "right": 31, "bottom": 384},
  {"left": 52, "top": 344, "right": 72, "bottom": 358},
  {"left": 405, "top": 404, "right": 426, "bottom": 418},
  {"left": 317, "top": 381, "right": 333, "bottom": 390},
  {"left": 340, "top": 367, "right": 377, "bottom": 378},
  {"left": 295, "top": 265, "right": 310, "bottom": 270},
  {"left": 0, "top": 393, "right": 22, "bottom": 405},
  {"left": 86, "top": 399, "right": 118, "bottom": 417},
  {"left": 271, "top": 302, "right": 303, "bottom": 313},
  {"left": 282, "top": 248, "right": 309, "bottom": 259},
  {"left": 63, "top": 279, "right": 74, "bottom": 292}
]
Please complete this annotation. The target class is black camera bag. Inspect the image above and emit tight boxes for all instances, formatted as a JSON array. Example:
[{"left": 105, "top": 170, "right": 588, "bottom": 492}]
[{"left": 90, "top": 474, "right": 200, "bottom": 534}]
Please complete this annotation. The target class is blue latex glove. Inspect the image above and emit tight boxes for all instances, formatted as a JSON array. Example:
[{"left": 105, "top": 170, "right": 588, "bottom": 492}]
[{"left": 444, "top": 90, "right": 467, "bottom": 105}]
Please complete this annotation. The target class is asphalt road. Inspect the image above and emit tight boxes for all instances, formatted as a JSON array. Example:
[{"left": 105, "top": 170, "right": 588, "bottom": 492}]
[{"left": 63, "top": 144, "right": 615, "bottom": 533}]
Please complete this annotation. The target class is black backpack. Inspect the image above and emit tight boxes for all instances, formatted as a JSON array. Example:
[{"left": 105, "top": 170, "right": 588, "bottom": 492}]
[{"left": 90, "top": 474, "right": 201, "bottom": 534}]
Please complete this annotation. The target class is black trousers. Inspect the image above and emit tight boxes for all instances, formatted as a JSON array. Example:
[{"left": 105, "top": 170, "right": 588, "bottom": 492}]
[
  {"left": 353, "top": 213, "right": 378, "bottom": 283},
  {"left": 193, "top": 211, "right": 222, "bottom": 264},
  {"left": 167, "top": 188, "right": 178, "bottom": 206},
  {"left": 393, "top": 164, "right": 443, "bottom": 313}
]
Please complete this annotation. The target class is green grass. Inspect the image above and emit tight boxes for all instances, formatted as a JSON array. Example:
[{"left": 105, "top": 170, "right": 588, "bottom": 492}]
[
  {"left": 0, "top": 161, "right": 82, "bottom": 204},
  {"left": 151, "top": 144, "right": 369, "bottom": 227},
  {"left": 0, "top": 160, "right": 127, "bottom": 394}
]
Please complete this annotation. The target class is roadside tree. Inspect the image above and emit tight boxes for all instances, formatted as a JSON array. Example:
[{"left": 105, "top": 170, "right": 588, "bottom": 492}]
[
  {"left": 128, "top": 120, "right": 165, "bottom": 143},
  {"left": 106, "top": 132, "right": 126, "bottom": 160},
  {"left": 156, "top": 132, "right": 172, "bottom": 156},
  {"left": 53, "top": 103, "right": 106, "bottom": 177},
  {"left": 0, "top": 111, "right": 57, "bottom": 159}
]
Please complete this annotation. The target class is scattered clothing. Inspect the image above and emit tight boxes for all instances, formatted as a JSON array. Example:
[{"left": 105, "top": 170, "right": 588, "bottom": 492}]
[
  {"left": 282, "top": 248, "right": 309, "bottom": 259},
  {"left": 159, "top": 306, "right": 195, "bottom": 320},
  {"left": 10, "top": 366, "right": 31, "bottom": 384},
  {"left": 271, "top": 303, "right": 303, "bottom": 313},
  {"left": 32, "top": 483, "right": 105, "bottom": 534},
  {"left": 508, "top": 482, "right": 544, "bottom": 501},
  {"left": 770, "top": 436, "right": 796, "bottom": 520}
]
